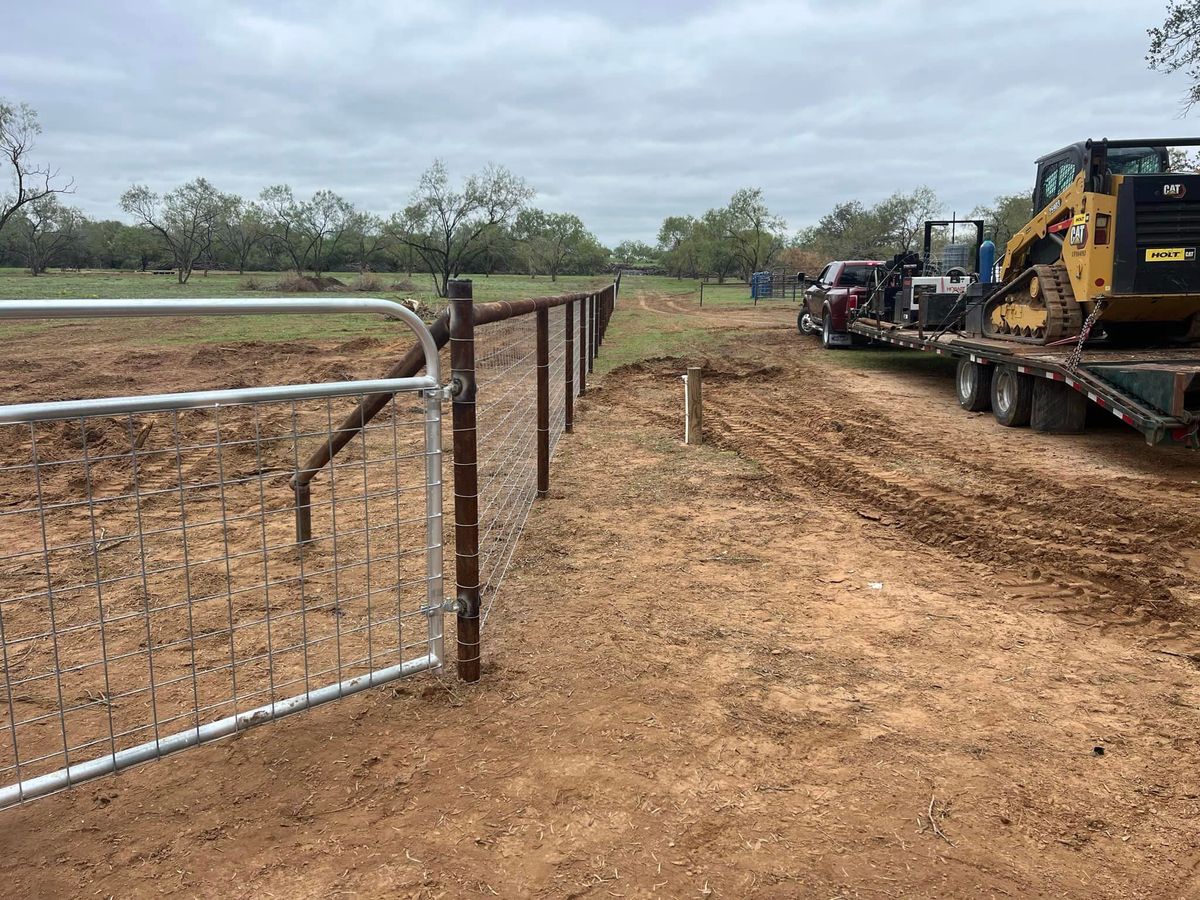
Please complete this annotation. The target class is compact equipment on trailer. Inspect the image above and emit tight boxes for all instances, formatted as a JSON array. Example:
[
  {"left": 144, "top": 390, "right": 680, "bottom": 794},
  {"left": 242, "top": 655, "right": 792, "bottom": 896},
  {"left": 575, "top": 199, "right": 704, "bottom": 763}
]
[
  {"left": 835, "top": 201, "right": 1200, "bottom": 448},
  {"left": 980, "top": 137, "right": 1200, "bottom": 345}
]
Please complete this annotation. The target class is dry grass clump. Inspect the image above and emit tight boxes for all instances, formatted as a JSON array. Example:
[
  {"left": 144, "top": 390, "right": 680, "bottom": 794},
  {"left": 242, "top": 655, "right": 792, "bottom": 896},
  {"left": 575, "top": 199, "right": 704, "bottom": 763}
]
[
  {"left": 275, "top": 273, "right": 348, "bottom": 292},
  {"left": 351, "top": 273, "right": 385, "bottom": 292}
]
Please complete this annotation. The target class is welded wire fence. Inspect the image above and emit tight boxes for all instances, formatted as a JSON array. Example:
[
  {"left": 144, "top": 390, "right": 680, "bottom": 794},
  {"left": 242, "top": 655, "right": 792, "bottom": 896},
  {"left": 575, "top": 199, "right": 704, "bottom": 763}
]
[
  {"left": 447, "top": 282, "right": 615, "bottom": 681},
  {"left": 474, "top": 303, "right": 572, "bottom": 625}
]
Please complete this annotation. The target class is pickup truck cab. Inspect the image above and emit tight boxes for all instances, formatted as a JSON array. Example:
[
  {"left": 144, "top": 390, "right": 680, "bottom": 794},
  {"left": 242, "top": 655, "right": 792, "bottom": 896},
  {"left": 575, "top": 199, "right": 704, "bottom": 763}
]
[{"left": 798, "top": 260, "right": 885, "bottom": 348}]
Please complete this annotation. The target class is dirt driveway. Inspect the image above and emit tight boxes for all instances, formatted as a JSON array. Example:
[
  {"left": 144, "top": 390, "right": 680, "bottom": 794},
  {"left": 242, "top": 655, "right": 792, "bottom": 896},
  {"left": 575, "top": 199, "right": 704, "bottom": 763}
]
[{"left": 1, "top": 286, "right": 1198, "bottom": 898}]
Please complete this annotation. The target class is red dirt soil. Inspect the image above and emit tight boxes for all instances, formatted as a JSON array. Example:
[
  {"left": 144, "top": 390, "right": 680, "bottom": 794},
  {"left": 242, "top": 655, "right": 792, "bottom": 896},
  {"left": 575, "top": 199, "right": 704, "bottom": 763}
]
[{"left": 0, "top": 293, "right": 1198, "bottom": 898}]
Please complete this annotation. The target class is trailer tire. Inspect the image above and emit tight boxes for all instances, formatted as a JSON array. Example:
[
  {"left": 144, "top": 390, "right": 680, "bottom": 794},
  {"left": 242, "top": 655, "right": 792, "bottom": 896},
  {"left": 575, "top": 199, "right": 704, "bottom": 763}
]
[
  {"left": 991, "top": 366, "right": 1033, "bottom": 427},
  {"left": 1031, "top": 378, "right": 1087, "bottom": 433},
  {"left": 955, "top": 359, "right": 992, "bottom": 412}
]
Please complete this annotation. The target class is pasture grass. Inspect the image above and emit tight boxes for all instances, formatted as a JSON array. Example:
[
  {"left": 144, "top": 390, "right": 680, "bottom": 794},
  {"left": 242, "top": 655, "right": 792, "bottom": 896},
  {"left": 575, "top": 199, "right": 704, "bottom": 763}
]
[
  {"left": 0, "top": 269, "right": 611, "bottom": 345},
  {"left": 595, "top": 275, "right": 732, "bottom": 375}
]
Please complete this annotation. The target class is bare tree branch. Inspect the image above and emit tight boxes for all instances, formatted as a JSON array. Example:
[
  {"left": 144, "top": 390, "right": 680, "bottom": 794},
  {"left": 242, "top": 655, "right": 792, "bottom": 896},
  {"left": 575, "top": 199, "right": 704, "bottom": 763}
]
[{"left": 0, "top": 99, "right": 74, "bottom": 237}]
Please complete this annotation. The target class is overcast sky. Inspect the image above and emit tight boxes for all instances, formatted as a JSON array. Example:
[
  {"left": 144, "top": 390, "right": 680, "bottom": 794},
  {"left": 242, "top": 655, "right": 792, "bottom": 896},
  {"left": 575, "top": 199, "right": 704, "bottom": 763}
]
[{"left": 3, "top": 0, "right": 1191, "bottom": 245}]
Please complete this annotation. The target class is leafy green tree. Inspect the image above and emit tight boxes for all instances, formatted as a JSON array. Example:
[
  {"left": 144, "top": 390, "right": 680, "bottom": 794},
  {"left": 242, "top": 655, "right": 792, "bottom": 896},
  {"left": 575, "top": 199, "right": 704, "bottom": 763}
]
[
  {"left": 470, "top": 223, "right": 518, "bottom": 276},
  {"left": 795, "top": 200, "right": 882, "bottom": 259},
  {"left": 694, "top": 209, "right": 739, "bottom": 281},
  {"left": 796, "top": 187, "right": 944, "bottom": 260},
  {"left": 216, "top": 197, "right": 267, "bottom": 274},
  {"left": 81, "top": 219, "right": 129, "bottom": 269},
  {"left": 971, "top": 193, "right": 1033, "bottom": 254},
  {"left": 259, "top": 185, "right": 355, "bottom": 278},
  {"left": 514, "top": 209, "right": 602, "bottom": 281},
  {"left": 14, "top": 195, "right": 82, "bottom": 274},
  {"left": 611, "top": 240, "right": 658, "bottom": 268},
  {"left": 342, "top": 212, "right": 393, "bottom": 274},
  {"left": 656, "top": 215, "right": 699, "bottom": 279},
  {"left": 1148, "top": 1, "right": 1200, "bottom": 110},
  {"left": 120, "top": 178, "right": 229, "bottom": 284},
  {"left": 387, "top": 160, "right": 534, "bottom": 297},
  {"left": 724, "top": 188, "right": 787, "bottom": 278},
  {"left": 873, "top": 186, "right": 942, "bottom": 254}
]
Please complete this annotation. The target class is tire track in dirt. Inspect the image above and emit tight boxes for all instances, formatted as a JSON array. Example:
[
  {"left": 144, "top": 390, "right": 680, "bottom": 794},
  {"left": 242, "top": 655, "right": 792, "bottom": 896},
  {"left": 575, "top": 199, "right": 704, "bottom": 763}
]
[
  {"left": 621, "top": 353, "right": 1196, "bottom": 582},
  {"left": 703, "top": 391, "right": 1195, "bottom": 626},
  {"left": 764, "top": 365, "right": 1200, "bottom": 549}
]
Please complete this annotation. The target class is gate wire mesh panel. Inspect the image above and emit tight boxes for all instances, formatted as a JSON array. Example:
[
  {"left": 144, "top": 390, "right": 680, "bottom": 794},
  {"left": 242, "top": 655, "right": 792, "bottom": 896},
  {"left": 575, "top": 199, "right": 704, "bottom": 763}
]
[
  {"left": 0, "top": 391, "right": 440, "bottom": 805},
  {"left": 473, "top": 304, "right": 569, "bottom": 627}
]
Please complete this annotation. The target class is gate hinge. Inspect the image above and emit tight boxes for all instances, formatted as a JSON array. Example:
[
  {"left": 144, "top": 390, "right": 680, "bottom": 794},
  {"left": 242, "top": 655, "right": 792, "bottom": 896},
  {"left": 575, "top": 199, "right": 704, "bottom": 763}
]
[{"left": 424, "top": 597, "right": 464, "bottom": 616}]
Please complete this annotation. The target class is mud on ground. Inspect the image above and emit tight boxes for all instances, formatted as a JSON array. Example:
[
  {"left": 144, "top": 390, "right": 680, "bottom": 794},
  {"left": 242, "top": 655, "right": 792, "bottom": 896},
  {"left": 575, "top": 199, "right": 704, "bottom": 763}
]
[{"left": 0, "top": 292, "right": 1198, "bottom": 898}]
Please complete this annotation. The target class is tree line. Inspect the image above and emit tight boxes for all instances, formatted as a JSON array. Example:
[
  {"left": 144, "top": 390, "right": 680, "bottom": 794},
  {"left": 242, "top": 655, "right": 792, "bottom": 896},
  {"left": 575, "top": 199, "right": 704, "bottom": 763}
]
[
  {"left": 0, "top": 100, "right": 611, "bottom": 296},
  {"left": 649, "top": 185, "right": 1035, "bottom": 281}
]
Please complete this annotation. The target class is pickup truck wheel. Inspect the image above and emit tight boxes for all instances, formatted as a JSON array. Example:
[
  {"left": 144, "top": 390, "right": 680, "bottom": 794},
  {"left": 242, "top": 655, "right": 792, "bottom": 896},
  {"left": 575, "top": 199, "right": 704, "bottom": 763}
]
[
  {"left": 955, "top": 359, "right": 992, "bottom": 412},
  {"left": 798, "top": 310, "right": 817, "bottom": 335},
  {"left": 991, "top": 366, "right": 1033, "bottom": 427}
]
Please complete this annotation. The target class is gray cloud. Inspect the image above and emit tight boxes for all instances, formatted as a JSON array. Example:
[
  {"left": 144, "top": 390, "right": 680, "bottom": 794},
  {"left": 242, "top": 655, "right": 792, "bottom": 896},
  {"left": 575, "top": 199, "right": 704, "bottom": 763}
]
[{"left": 4, "top": 0, "right": 1189, "bottom": 245}]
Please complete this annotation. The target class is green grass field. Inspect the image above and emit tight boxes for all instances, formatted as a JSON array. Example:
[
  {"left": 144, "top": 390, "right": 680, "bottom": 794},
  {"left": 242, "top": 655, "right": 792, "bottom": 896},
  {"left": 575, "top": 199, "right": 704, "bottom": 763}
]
[
  {"left": 0, "top": 269, "right": 794, "bottom": 353},
  {"left": 593, "top": 274, "right": 778, "bottom": 375},
  {"left": 0, "top": 268, "right": 615, "bottom": 345}
]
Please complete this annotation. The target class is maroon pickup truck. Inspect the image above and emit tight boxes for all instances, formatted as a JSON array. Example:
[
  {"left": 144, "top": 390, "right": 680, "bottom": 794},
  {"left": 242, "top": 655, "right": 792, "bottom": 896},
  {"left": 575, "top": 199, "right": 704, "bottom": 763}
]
[{"left": 797, "top": 260, "right": 885, "bottom": 348}]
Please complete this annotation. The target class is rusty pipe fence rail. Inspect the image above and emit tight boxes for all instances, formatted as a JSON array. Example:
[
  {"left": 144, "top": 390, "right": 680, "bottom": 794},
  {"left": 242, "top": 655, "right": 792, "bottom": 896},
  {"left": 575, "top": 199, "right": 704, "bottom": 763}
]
[
  {"left": 0, "top": 298, "right": 445, "bottom": 808},
  {"left": 295, "top": 280, "right": 618, "bottom": 683}
]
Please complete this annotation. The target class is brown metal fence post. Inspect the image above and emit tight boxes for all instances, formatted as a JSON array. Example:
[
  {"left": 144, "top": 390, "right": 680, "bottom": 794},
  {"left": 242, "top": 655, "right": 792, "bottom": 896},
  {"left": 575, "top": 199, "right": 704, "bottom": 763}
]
[
  {"left": 595, "top": 290, "right": 603, "bottom": 349},
  {"left": 603, "top": 284, "right": 613, "bottom": 339},
  {"left": 448, "top": 279, "right": 481, "bottom": 683},
  {"left": 588, "top": 293, "right": 597, "bottom": 373},
  {"left": 578, "top": 296, "right": 588, "bottom": 396},
  {"left": 565, "top": 300, "right": 575, "bottom": 432},
  {"left": 536, "top": 306, "right": 550, "bottom": 498}
]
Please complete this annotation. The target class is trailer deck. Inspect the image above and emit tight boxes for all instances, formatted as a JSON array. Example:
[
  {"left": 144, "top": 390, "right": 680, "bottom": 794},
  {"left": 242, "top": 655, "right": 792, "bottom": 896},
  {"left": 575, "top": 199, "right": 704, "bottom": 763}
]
[{"left": 848, "top": 316, "right": 1200, "bottom": 445}]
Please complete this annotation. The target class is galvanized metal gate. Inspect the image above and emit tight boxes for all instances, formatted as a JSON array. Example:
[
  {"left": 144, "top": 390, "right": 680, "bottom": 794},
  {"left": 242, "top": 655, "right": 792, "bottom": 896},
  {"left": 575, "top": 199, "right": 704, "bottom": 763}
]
[{"left": 0, "top": 298, "right": 444, "bottom": 807}]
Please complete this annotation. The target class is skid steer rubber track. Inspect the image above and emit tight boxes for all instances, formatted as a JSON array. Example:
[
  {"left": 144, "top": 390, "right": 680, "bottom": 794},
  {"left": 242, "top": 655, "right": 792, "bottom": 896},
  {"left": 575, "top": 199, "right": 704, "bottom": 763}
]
[{"left": 983, "top": 264, "right": 1083, "bottom": 345}]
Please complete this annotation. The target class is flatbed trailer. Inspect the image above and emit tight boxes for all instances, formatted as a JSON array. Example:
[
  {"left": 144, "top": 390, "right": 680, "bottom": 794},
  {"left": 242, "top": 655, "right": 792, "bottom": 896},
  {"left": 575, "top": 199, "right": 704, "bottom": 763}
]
[{"left": 847, "top": 316, "right": 1200, "bottom": 447}]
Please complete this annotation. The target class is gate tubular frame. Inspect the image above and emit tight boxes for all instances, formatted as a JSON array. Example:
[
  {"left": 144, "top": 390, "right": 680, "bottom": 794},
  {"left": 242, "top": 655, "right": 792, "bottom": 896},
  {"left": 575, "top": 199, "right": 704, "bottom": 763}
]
[{"left": 0, "top": 297, "right": 445, "bottom": 808}]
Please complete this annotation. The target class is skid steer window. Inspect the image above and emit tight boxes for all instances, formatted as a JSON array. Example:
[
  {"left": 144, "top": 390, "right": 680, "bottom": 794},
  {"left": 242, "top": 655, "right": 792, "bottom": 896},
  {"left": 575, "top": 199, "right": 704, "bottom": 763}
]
[
  {"left": 1036, "top": 157, "right": 1075, "bottom": 211},
  {"left": 1040, "top": 159, "right": 1078, "bottom": 209},
  {"left": 1110, "top": 148, "right": 1165, "bottom": 175}
]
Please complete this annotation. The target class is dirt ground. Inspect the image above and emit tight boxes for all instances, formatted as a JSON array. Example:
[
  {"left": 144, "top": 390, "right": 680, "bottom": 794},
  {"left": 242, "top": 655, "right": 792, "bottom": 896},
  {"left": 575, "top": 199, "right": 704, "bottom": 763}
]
[{"left": 1, "top": 290, "right": 1199, "bottom": 898}]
